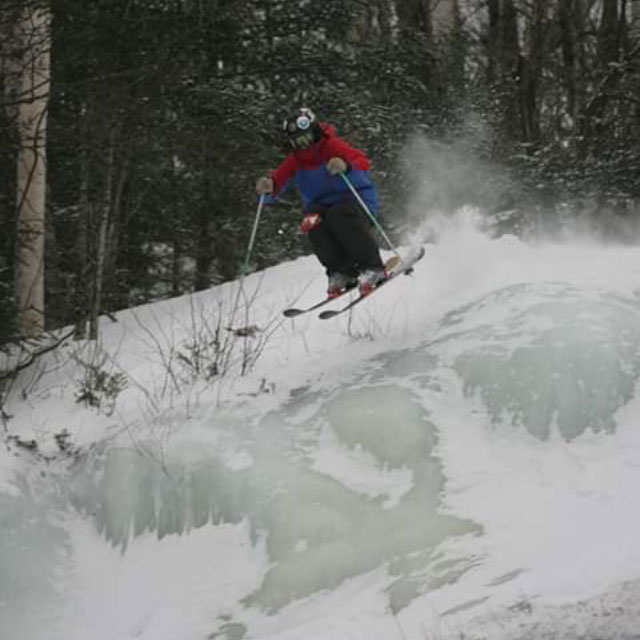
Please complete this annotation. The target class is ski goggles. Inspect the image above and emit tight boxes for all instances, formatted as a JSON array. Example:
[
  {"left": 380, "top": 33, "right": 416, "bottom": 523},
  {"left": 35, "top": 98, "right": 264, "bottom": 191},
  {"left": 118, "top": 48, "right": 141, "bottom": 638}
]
[
  {"left": 287, "top": 130, "right": 315, "bottom": 149},
  {"left": 283, "top": 113, "right": 313, "bottom": 134}
]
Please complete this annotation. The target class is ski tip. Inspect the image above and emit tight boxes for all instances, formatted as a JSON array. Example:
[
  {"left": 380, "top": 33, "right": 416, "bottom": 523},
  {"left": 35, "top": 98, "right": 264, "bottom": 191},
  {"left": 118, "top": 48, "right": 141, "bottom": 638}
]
[
  {"left": 319, "top": 309, "right": 339, "bottom": 320},
  {"left": 283, "top": 308, "right": 303, "bottom": 318},
  {"left": 403, "top": 246, "right": 426, "bottom": 272},
  {"left": 384, "top": 255, "right": 401, "bottom": 271}
]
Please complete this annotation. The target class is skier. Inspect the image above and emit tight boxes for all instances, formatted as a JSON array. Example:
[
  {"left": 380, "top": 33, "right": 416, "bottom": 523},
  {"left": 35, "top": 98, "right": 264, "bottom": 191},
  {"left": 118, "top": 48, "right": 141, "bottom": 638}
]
[{"left": 256, "top": 107, "right": 386, "bottom": 297}]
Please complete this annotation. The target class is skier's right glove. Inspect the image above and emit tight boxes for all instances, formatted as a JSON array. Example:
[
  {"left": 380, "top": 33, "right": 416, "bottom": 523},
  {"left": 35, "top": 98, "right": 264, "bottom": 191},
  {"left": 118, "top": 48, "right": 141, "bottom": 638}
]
[
  {"left": 256, "top": 177, "right": 274, "bottom": 194},
  {"left": 299, "top": 212, "right": 322, "bottom": 233}
]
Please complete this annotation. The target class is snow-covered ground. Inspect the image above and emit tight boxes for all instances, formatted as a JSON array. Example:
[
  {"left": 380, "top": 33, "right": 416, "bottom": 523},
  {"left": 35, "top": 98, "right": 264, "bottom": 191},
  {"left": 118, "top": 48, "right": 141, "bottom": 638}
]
[{"left": 3, "top": 211, "right": 640, "bottom": 640}]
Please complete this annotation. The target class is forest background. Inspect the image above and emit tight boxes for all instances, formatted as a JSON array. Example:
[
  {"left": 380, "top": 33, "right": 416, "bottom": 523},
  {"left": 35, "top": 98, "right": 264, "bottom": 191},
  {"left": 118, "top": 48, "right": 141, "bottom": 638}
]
[{"left": 1, "top": 0, "right": 640, "bottom": 343}]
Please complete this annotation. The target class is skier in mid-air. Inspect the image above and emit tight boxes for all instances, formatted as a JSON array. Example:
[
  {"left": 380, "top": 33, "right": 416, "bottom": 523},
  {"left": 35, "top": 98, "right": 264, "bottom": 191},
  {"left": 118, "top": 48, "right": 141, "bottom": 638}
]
[{"left": 256, "top": 107, "right": 386, "bottom": 298}]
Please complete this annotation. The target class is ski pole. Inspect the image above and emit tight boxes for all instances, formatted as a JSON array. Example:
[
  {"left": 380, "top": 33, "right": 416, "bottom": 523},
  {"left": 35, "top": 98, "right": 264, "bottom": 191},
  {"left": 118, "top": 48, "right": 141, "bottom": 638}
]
[
  {"left": 241, "top": 193, "right": 266, "bottom": 276},
  {"left": 232, "top": 193, "right": 265, "bottom": 320},
  {"left": 338, "top": 172, "right": 400, "bottom": 258}
]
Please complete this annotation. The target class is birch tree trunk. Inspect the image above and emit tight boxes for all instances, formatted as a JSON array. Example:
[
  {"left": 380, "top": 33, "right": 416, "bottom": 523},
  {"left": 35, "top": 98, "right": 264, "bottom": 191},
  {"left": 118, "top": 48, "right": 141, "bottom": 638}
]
[
  {"left": 431, "top": 0, "right": 456, "bottom": 38},
  {"left": 13, "top": 2, "right": 51, "bottom": 336},
  {"left": 347, "top": 0, "right": 394, "bottom": 43}
]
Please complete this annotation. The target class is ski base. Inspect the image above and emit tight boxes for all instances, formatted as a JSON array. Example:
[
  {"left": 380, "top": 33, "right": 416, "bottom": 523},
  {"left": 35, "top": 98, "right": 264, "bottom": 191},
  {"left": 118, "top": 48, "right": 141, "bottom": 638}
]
[
  {"left": 282, "top": 255, "right": 402, "bottom": 318},
  {"left": 282, "top": 284, "right": 357, "bottom": 318},
  {"left": 318, "top": 246, "right": 425, "bottom": 320}
]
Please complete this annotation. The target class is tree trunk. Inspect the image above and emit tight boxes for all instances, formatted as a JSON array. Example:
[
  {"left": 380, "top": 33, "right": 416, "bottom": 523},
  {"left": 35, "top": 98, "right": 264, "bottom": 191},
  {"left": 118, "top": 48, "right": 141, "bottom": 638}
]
[
  {"left": 558, "top": 0, "right": 579, "bottom": 119},
  {"left": 598, "top": 0, "right": 620, "bottom": 66},
  {"left": 194, "top": 200, "right": 213, "bottom": 291},
  {"left": 518, "top": 0, "right": 549, "bottom": 144},
  {"left": 103, "top": 137, "right": 130, "bottom": 312},
  {"left": 580, "top": 0, "right": 626, "bottom": 147},
  {"left": 499, "top": 0, "right": 519, "bottom": 77},
  {"left": 431, "top": 0, "right": 456, "bottom": 39},
  {"left": 395, "top": 0, "right": 431, "bottom": 35},
  {"left": 171, "top": 233, "right": 181, "bottom": 297},
  {"left": 89, "top": 126, "right": 117, "bottom": 340},
  {"left": 633, "top": 0, "right": 640, "bottom": 38},
  {"left": 12, "top": 2, "right": 51, "bottom": 336},
  {"left": 194, "top": 142, "right": 215, "bottom": 291},
  {"left": 487, "top": 0, "right": 500, "bottom": 82},
  {"left": 375, "top": 0, "right": 393, "bottom": 41},
  {"left": 486, "top": 0, "right": 520, "bottom": 140},
  {"left": 487, "top": 0, "right": 519, "bottom": 81},
  {"left": 347, "top": 0, "right": 395, "bottom": 43},
  {"left": 394, "top": 0, "right": 435, "bottom": 93},
  {"left": 74, "top": 138, "right": 91, "bottom": 339}
]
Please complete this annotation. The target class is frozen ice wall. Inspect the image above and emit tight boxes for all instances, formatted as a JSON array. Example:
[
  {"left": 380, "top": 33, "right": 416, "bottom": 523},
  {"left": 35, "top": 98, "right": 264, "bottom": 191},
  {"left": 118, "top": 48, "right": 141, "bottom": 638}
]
[
  {"left": 0, "top": 475, "right": 71, "bottom": 638},
  {"left": 445, "top": 283, "right": 640, "bottom": 439},
  {"left": 67, "top": 380, "right": 478, "bottom": 613}
]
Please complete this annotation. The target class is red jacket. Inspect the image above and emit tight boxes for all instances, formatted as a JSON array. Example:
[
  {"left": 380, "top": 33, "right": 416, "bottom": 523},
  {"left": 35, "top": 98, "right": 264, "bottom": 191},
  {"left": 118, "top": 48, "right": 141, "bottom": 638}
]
[{"left": 269, "top": 123, "right": 377, "bottom": 212}]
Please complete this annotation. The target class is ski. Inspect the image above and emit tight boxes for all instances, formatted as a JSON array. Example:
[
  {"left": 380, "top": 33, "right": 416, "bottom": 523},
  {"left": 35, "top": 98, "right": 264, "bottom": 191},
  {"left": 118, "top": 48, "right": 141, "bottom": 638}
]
[
  {"left": 282, "top": 285, "right": 357, "bottom": 318},
  {"left": 282, "top": 255, "right": 403, "bottom": 318},
  {"left": 318, "top": 246, "right": 425, "bottom": 320}
]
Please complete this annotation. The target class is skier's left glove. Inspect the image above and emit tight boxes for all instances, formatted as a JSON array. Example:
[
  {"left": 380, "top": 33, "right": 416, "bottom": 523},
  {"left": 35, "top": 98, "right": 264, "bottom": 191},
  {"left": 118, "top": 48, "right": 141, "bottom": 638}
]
[
  {"left": 326, "top": 157, "right": 347, "bottom": 175},
  {"left": 256, "top": 176, "right": 274, "bottom": 194},
  {"left": 299, "top": 212, "right": 322, "bottom": 233}
]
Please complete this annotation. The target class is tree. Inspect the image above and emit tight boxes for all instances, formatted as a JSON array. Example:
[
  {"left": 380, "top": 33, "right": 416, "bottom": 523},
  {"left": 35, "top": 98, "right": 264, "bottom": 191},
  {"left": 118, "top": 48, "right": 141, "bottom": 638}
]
[{"left": 1, "top": 1, "right": 51, "bottom": 337}]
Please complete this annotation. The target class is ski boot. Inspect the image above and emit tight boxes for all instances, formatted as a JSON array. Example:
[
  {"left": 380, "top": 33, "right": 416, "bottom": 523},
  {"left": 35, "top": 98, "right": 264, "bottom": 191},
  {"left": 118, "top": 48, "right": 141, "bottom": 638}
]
[
  {"left": 357, "top": 268, "right": 387, "bottom": 296},
  {"left": 327, "top": 272, "right": 357, "bottom": 298}
]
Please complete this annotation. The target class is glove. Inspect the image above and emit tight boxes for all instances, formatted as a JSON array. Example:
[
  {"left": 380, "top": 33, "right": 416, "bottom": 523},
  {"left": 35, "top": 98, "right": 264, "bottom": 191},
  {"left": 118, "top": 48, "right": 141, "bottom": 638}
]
[
  {"left": 299, "top": 212, "right": 322, "bottom": 233},
  {"left": 326, "top": 157, "right": 347, "bottom": 175},
  {"left": 256, "top": 177, "right": 274, "bottom": 194}
]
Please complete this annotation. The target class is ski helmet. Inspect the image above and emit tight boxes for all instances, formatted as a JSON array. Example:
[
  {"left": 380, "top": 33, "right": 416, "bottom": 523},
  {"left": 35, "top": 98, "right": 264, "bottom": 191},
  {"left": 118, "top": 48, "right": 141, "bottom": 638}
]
[{"left": 282, "top": 107, "right": 321, "bottom": 149}]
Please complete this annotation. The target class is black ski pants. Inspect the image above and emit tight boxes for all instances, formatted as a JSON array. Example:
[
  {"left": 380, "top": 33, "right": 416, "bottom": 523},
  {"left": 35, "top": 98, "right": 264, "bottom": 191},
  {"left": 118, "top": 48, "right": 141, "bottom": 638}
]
[{"left": 306, "top": 199, "right": 384, "bottom": 277}]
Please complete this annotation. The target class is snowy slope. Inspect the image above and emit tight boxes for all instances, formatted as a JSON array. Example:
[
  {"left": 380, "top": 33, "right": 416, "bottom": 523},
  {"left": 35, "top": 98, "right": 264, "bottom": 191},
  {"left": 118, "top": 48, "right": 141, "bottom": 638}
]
[{"left": 3, "top": 211, "right": 640, "bottom": 640}]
